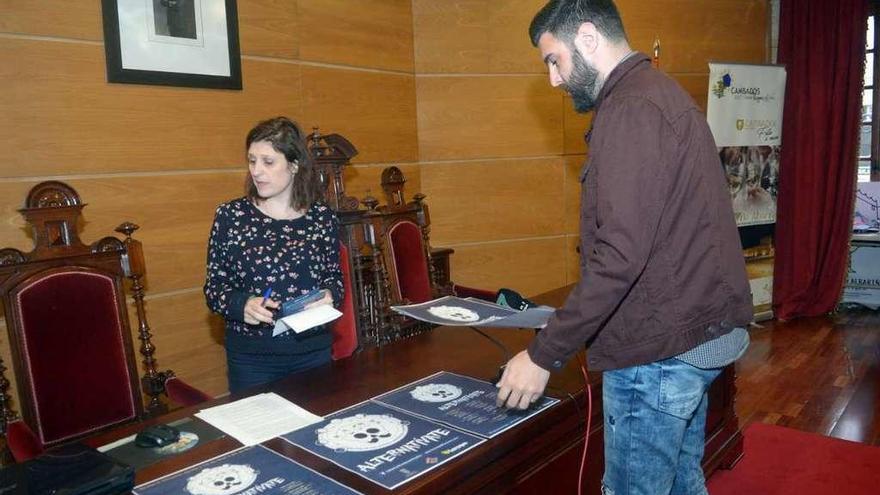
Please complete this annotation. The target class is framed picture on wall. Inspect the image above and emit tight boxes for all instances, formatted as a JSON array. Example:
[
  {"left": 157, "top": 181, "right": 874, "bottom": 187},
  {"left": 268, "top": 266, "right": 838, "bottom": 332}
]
[{"left": 101, "top": 0, "right": 242, "bottom": 90}]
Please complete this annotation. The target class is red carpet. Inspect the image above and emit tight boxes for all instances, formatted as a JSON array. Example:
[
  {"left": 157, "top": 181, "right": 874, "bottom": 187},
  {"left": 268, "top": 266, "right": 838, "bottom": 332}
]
[{"left": 708, "top": 423, "right": 880, "bottom": 494}]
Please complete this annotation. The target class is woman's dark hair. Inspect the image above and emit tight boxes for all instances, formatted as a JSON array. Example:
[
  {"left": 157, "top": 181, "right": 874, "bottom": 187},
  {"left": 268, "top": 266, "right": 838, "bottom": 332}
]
[
  {"left": 244, "top": 116, "right": 324, "bottom": 211},
  {"left": 529, "top": 0, "right": 627, "bottom": 47}
]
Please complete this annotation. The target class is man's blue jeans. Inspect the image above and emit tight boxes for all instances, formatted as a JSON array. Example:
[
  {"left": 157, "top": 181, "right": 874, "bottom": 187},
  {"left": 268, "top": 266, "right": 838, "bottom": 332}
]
[{"left": 601, "top": 357, "right": 722, "bottom": 495}]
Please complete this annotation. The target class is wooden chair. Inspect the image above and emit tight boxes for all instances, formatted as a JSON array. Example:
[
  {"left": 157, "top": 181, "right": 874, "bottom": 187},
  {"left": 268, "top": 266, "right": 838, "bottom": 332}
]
[
  {"left": 308, "top": 127, "right": 360, "bottom": 212},
  {"left": 361, "top": 167, "right": 495, "bottom": 342},
  {"left": 306, "top": 128, "right": 377, "bottom": 355},
  {"left": 305, "top": 129, "right": 492, "bottom": 346},
  {"left": 0, "top": 181, "right": 209, "bottom": 461},
  {"left": 307, "top": 128, "right": 394, "bottom": 349}
]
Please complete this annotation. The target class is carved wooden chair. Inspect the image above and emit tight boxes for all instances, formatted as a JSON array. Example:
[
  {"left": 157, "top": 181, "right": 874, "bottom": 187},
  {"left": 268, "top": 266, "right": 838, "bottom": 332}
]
[
  {"left": 361, "top": 167, "right": 495, "bottom": 342},
  {"left": 0, "top": 181, "right": 209, "bottom": 461},
  {"left": 333, "top": 209, "right": 392, "bottom": 349},
  {"left": 306, "top": 129, "right": 369, "bottom": 357},
  {"left": 305, "top": 129, "right": 493, "bottom": 346},
  {"left": 308, "top": 128, "right": 360, "bottom": 212}
]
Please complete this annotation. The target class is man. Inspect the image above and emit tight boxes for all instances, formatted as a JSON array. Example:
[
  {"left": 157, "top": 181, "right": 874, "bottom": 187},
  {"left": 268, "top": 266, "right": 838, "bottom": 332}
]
[{"left": 495, "top": 1, "right": 753, "bottom": 494}]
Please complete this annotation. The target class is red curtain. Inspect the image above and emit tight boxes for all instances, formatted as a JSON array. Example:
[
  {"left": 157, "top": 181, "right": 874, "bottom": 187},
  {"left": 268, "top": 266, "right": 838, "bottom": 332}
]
[{"left": 773, "top": 0, "right": 868, "bottom": 319}]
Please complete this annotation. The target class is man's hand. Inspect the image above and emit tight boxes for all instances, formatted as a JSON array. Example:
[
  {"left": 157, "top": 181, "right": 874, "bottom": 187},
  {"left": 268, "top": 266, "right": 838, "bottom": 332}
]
[{"left": 495, "top": 350, "right": 551, "bottom": 410}]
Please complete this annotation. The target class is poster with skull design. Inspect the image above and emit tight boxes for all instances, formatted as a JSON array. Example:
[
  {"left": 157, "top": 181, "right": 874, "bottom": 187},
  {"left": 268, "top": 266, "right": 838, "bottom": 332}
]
[
  {"left": 391, "top": 295, "right": 554, "bottom": 329},
  {"left": 281, "top": 401, "right": 484, "bottom": 490},
  {"left": 374, "top": 371, "right": 559, "bottom": 438},
  {"left": 132, "top": 445, "right": 361, "bottom": 495}
]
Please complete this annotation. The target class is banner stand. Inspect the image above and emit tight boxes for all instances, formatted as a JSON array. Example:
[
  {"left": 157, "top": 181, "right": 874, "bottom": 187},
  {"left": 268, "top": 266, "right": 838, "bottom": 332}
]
[{"left": 707, "top": 62, "right": 787, "bottom": 319}]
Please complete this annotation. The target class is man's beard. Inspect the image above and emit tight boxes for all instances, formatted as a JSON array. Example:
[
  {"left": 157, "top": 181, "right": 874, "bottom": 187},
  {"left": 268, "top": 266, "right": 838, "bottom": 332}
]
[{"left": 563, "top": 48, "right": 603, "bottom": 113}]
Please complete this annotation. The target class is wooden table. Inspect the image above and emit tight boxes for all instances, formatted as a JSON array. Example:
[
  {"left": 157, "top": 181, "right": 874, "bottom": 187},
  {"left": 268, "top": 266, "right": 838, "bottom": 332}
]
[{"left": 88, "top": 286, "right": 742, "bottom": 494}]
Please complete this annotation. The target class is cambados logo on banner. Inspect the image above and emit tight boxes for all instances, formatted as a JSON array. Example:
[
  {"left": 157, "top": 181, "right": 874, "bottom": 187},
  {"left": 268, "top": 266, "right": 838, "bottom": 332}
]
[
  {"left": 712, "top": 72, "right": 763, "bottom": 100},
  {"left": 707, "top": 63, "right": 787, "bottom": 227},
  {"left": 713, "top": 73, "right": 732, "bottom": 98}
]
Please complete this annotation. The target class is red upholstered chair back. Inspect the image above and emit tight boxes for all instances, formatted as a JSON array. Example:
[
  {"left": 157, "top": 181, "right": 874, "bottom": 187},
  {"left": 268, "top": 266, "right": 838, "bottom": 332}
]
[
  {"left": 330, "top": 242, "right": 358, "bottom": 360},
  {"left": 387, "top": 221, "right": 433, "bottom": 304},
  {"left": 0, "top": 181, "right": 175, "bottom": 454},
  {"left": 358, "top": 165, "right": 442, "bottom": 309},
  {"left": 322, "top": 162, "right": 495, "bottom": 346},
  {"left": 10, "top": 268, "right": 140, "bottom": 448}
]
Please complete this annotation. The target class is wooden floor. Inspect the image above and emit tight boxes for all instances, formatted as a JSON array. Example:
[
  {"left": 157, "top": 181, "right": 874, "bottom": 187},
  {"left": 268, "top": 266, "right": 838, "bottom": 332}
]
[{"left": 735, "top": 306, "right": 880, "bottom": 446}]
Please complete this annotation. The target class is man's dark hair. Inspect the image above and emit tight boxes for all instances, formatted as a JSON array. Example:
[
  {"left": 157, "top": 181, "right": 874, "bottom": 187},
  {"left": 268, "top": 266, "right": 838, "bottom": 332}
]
[
  {"left": 245, "top": 116, "right": 324, "bottom": 211},
  {"left": 529, "top": 0, "right": 627, "bottom": 47}
]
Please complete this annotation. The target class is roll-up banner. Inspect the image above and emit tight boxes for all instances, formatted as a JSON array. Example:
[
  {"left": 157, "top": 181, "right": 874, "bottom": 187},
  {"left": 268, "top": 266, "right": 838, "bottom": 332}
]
[{"left": 707, "top": 63, "right": 787, "bottom": 227}]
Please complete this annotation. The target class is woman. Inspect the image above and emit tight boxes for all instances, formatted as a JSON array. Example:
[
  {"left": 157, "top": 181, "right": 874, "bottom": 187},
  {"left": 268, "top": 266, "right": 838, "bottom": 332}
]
[{"left": 204, "top": 117, "right": 343, "bottom": 393}]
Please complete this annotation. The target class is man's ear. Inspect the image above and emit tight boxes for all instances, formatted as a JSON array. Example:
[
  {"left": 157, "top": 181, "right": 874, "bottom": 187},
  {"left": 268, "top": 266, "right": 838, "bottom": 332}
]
[{"left": 574, "top": 22, "right": 599, "bottom": 55}]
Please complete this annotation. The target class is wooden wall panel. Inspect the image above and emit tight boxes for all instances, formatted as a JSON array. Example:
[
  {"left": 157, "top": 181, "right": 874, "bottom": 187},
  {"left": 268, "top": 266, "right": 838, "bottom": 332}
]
[
  {"left": 449, "top": 237, "right": 568, "bottom": 298},
  {"left": 343, "top": 164, "right": 421, "bottom": 206},
  {"left": 239, "top": 0, "right": 299, "bottom": 59},
  {"left": 0, "top": 1, "right": 101, "bottom": 40},
  {"left": 412, "top": 0, "right": 489, "bottom": 74},
  {"left": 416, "top": 75, "right": 562, "bottom": 161},
  {"left": 300, "top": 66, "right": 417, "bottom": 164},
  {"left": 0, "top": 0, "right": 310, "bottom": 52},
  {"left": 135, "top": 292, "right": 228, "bottom": 397},
  {"left": 620, "top": 0, "right": 767, "bottom": 73},
  {"left": 485, "top": 0, "right": 553, "bottom": 73},
  {"left": 414, "top": 0, "right": 766, "bottom": 75},
  {"left": 71, "top": 174, "right": 244, "bottom": 294},
  {"left": 0, "top": 173, "right": 243, "bottom": 294},
  {"left": 421, "top": 158, "right": 565, "bottom": 245},
  {"left": 0, "top": 182, "right": 34, "bottom": 252},
  {"left": 412, "top": 0, "right": 546, "bottom": 74},
  {"left": 299, "top": 0, "right": 414, "bottom": 72},
  {"left": 0, "top": 39, "right": 303, "bottom": 176},
  {"left": 675, "top": 74, "right": 711, "bottom": 114}
]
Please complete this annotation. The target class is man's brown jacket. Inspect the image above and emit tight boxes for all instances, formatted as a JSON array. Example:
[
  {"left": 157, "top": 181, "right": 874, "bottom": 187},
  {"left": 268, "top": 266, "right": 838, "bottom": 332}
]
[{"left": 528, "top": 54, "right": 753, "bottom": 372}]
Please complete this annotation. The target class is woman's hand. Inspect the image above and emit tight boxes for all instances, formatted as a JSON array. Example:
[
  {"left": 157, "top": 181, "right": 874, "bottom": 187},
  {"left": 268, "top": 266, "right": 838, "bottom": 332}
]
[
  {"left": 243, "top": 296, "right": 279, "bottom": 325},
  {"left": 304, "top": 289, "right": 334, "bottom": 309}
]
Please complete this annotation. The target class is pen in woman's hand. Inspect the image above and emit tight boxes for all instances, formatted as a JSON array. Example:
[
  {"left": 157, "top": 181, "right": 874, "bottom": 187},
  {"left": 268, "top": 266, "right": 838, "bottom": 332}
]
[{"left": 261, "top": 287, "right": 273, "bottom": 307}]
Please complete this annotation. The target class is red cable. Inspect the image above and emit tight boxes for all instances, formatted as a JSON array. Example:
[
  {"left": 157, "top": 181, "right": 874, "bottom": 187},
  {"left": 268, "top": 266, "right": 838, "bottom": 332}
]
[{"left": 576, "top": 354, "right": 592, "bottom": 495}]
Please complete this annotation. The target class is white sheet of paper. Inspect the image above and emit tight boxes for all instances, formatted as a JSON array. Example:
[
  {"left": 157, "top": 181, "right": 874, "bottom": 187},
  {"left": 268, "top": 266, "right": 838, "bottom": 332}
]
[
  {"left": 273, "top": 304, "right": 343, "bottom": 336},
  {"left": 194, "top": 392, "right": 322, "bottom": 446},
  {"left": 271, "top": 319, "right": 288, "bottom": 336}
]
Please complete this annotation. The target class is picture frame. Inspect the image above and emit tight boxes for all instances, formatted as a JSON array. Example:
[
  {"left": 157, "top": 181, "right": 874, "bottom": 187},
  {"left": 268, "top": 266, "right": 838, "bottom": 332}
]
[{"left": 101, "top": 0, "right": 242, "bottom": 90}]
